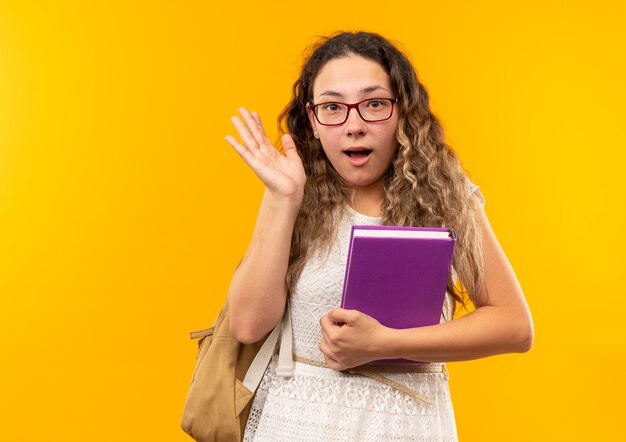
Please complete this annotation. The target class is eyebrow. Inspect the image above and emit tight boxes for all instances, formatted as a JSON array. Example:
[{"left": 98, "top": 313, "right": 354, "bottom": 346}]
[{"left": 317, "top": 85, "right": 390, "bottom": 99}]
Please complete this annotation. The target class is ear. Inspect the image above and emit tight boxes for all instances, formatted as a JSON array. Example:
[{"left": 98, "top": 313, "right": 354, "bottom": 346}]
[{"left": 306, "top": 103, "right": 320, "bottom": 138}]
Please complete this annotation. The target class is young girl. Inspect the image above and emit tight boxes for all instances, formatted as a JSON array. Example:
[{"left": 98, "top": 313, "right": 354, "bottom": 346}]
[{"left": 224, "top": 31, "right": 533, "bottom": 442}]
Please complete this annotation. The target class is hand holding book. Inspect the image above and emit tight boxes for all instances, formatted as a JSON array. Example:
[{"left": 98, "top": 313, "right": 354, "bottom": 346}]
[{"left": 319, "top": 307, "right": 393, "bottom": 371}]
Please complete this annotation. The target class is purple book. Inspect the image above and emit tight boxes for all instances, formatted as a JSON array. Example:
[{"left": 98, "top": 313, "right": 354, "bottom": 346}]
[{"left": 340, "top": 225, "right": 456, "bottom": 365}]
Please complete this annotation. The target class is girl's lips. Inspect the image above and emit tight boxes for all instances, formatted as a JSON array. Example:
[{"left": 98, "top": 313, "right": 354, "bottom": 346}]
[{"left": 344, "top": 149, "right": 372, "bottom": 166}]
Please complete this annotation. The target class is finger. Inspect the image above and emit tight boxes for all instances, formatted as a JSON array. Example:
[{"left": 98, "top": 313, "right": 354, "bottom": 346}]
[
  {"left": 319, "top": 312, "right": 332, "bottom": 329},
  {"left": 319, "top": 337, "right": 336, "bottom": 361},
  {"left": 230, "top": 116, "right": 260, "bottom": 152},
  {"left": 225, "top": 134, "right": 257, "bottom": 163},
  {"left": 319, "top": 337, "right": 328, "bottom": 356},
  {"left": 238, "top": 108, "right": 271, "bottom": 149},
  {"left": 319, "top": 316, "right": 333, "bottom": 342},
  {"left": 226, "top": 134, "right": 287, "bottom": 191},
  {"left": 250, "top": 111, "right": 266, "bottom": 134},
  {"left": 281, "top": 134, "right": 299, "bottom": 159},
  {"left": 326, "top": 308, "right": 354, "bottom": 325},
  {"left": 320, "top": 312, "right": 342, "bottom": 339},
  {"left": 240, "top": 109, "right": 277, "bottom": 160},
  {"left": 225, "top": 134, "right": 270, "bottom": 175},
  {"left": 250, "top": 111, "right": 276, "bottom": 155},
  {"left": 324, "top": 355, "right": 342, "bottom": 371}
]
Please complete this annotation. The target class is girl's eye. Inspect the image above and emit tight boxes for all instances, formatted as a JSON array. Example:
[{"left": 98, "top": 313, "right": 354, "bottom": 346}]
[
  {"left": 367, "top": 100, "right": 386, "bottom": 108},
  {"left": 323, "top": 103, "right": 340, "bottom": 111}
]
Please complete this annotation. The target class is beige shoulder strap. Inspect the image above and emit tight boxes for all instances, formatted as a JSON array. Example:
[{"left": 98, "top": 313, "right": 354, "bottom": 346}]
[{"left": 242, "top": 300, "right": 293, "bottom": 392}]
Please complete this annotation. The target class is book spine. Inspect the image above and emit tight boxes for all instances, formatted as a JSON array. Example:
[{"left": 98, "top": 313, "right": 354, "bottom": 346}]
[{"left": 340, "top": 226, "right": 357, "bottom": 309}]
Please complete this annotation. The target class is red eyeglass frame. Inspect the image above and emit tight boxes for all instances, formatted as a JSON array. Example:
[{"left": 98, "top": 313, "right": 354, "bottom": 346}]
[{"left": 308, "top": 97, "right": 399, "bottom": 126}]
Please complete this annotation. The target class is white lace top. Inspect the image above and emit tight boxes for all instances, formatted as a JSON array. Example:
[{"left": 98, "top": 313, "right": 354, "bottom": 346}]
[{"left": 244, "top": 182, "right": 485, "bottom": 442}]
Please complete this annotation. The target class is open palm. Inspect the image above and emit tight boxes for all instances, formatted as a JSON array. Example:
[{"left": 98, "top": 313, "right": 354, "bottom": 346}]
[{"left": 225, "top": 107, "right": 306, "bottom": 206}]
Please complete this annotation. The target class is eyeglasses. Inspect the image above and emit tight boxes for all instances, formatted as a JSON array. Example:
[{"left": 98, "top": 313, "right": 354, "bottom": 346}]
[{"left": 309, "top": 97, "right": 399, "bottom": 126}]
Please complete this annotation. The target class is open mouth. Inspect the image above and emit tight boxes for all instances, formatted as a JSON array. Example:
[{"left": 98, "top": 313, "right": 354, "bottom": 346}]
[{"left": 344, "top": 149, "right": 372, "bottom": 158}]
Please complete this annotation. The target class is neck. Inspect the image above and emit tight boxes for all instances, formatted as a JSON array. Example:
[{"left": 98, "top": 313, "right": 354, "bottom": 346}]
[{"left": 348, "top": 181, "right": 384, "bottom": 217}]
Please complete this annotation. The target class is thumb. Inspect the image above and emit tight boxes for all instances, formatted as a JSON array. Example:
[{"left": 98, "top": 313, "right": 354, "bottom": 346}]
[
  {"left": 327, "top": 308, "right": 352, "bottom": 325},
  {"left": 281, "top": 134, "right": 298, "bottom": 158}
]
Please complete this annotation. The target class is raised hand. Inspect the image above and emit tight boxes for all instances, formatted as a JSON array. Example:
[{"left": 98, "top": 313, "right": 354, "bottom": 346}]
[{"left": 225, "top": 107, "right": 306, "bottom": 208}]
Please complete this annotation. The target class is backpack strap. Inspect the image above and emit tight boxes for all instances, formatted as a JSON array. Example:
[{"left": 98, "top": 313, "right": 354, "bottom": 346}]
[
  {"left": 242, "top": 299, "right": 293, "bottom": 392},
  {"left": 275, "top": 300, "right": 294, "bottom": 377}
]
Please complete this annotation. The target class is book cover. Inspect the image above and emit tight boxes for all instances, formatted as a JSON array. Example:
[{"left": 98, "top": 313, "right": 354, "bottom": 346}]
[{"left": 340, "top": 225, "right": 456, "bottom": 364}]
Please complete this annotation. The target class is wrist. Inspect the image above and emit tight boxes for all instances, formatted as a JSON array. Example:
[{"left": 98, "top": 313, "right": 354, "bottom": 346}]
[
  {"left": 266, "top": 190, "right": 303, "bottom": 214},
  {"left": 374, "top": 326, "right": 400, "bottom": 360}
]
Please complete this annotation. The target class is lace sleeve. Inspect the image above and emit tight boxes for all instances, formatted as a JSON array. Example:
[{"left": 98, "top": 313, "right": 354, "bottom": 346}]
[{"left": 466, "top": 177, "right": 485, "bottom": 208}]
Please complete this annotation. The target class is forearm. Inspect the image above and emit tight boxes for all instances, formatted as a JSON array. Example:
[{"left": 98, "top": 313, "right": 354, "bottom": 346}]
[
  {"left": 227, "top": 188, "right": 300, "bottom": 343},
  {"left": 380, "top": 200, "right": 534, "bottom": 363},
  {"left": 380, "top": 305, "right": 534, "bottom": 363}
]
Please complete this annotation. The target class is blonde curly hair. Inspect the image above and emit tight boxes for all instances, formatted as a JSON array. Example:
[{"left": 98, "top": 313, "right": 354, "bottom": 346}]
[{"left": 278, "top": 31, "right": 486, "bottom": 316}]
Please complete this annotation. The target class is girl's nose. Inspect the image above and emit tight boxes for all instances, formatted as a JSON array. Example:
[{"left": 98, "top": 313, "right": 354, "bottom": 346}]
[{"left": 343, "top": 107, "right": 368, "bottom": 136}]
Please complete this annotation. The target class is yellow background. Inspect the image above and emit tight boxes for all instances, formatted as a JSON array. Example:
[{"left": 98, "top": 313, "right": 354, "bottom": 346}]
[{"left": 1, "top": 1, "right": 624, "bottom": 440}]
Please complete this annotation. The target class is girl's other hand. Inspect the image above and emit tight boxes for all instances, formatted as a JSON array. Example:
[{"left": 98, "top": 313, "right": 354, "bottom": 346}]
[
  {"left": 225, "top": 107, "right": 306, "bottom": 208},
  {"left": 319, "top": 308, "right": 392, "bottom": 371}
]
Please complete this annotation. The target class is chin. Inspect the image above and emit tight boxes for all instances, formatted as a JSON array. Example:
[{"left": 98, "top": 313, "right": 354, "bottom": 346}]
[{"left": 341, "top": 173, "right": 384, "bottom": 190}]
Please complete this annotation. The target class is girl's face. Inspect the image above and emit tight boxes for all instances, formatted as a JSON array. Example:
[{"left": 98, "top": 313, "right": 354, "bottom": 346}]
[{"left": 308, "top": 55, "right": 399, "bottom": 193}]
